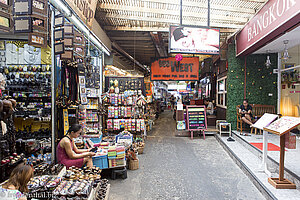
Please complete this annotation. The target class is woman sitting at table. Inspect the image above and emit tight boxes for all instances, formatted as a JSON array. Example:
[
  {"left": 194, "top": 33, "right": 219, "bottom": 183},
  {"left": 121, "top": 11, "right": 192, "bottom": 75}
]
[{"left": 56, "top": 124, "right": 95, "bottom": 169}]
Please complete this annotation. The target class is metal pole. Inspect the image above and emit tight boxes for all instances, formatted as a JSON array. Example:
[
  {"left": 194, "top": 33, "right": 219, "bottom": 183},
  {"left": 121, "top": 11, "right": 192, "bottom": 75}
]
[
  {"left": 180, "top": 0, "right": 182, "bottom": 25},
  {"left": 51, "top": 7, "right": 56, "bottom": 162},
  {"left": 277, "top": 52, "right": 281, "bottom": 114},
  {"left": 99, "top": 53, "right": 103, "bottom": 132},
  {"left": 207, "top": 0, "right": 210, "bottom": 27}
]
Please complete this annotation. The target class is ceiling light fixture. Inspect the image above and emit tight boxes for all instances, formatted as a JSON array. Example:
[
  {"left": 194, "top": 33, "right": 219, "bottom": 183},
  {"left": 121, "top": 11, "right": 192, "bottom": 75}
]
[
  {"left": 265, "top": 50, "right": 271, "bottom": 67},
  {"left": 282, "top": 40, "right": 290, "bottom": 62}
]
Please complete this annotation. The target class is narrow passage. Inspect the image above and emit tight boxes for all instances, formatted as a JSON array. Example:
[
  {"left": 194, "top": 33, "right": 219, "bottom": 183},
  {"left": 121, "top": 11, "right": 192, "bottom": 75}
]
[{"left": 109, "top": 111, "right": 265, "bottom": 200}]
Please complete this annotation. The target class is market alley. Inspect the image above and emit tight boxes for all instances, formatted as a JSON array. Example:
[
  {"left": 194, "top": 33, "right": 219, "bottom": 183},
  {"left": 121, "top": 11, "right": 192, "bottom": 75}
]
[{"left": 109, "top": 110, "right": 265, "bottom": 200}]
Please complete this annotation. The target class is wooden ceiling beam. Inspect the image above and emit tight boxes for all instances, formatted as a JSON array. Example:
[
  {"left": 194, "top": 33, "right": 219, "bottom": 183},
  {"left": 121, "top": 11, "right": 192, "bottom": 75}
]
[
  {"left": 98, "top": 1, "right": 256, "bottom": 14},
  {"left": 118, "top": 44, "right": 155, "bottom": 48},
  {"left": 150, "top": 32, "right": 168, "bottom": 57},
  {"left": 102, "top": 14, "right": 244, "bottom": 29},
  {"left": 112, "top": 41, "right": 150, "bottom": 72},
  {"left": 110, "top": 36, "right": 152, "bottom": 41},
  {"left": 99, "top": 9, "right": 250, "bottom": 27},
  {"left": 103, "top": 25, "right": 238, "bottom": 33}
]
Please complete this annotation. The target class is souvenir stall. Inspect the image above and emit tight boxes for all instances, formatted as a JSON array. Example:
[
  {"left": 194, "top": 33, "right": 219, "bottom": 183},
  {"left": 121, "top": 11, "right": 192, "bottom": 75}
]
[
  {"left": 95, "top": 76, "right": 148, "bottom": 170},
  {"left": 52, "top": 10, "right": 105, "bottom": 148},
  {"left": 0, "top": 0, "right": 54, "bottom": 182},
  {"left": 103, "top": 76, "right": 147, "bottom": 137}
]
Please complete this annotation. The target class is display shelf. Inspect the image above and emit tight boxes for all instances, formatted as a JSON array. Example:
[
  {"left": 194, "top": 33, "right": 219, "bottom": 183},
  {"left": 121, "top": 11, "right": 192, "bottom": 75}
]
[{"left": 87, "top": 121, "right": 99, "bottom": 123}]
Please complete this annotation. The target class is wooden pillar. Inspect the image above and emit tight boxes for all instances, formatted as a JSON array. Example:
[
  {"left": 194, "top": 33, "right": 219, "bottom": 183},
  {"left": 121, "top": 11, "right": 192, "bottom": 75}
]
[{"left": 279, "top": 135, "right": 285, "bottom": 181}]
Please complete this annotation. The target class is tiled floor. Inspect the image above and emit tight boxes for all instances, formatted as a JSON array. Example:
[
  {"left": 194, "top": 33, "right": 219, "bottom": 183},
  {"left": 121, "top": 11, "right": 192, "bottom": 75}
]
[
  {"left": 109, "top": 112, "right": 265, "bottom": 200},
  {"left": 233, "top": 130, "right": 300, "bottom": 177},
  {"left": 220, "top": 131, "right": 300, "bottom": 200}
]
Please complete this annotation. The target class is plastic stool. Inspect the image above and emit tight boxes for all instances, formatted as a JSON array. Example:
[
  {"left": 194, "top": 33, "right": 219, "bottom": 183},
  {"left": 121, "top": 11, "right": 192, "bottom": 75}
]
[
  {"left": 218, "top": 122, "right": 231, "bottom": 137},
  {"left": 111, "top": 167, "right": 127, "bottom": 180}
]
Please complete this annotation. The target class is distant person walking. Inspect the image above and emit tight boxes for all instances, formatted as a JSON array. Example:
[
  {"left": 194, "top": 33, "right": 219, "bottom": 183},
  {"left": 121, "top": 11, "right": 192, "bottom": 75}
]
[{"left": 170, "top": 95, "right": 176, "bottom": 110}]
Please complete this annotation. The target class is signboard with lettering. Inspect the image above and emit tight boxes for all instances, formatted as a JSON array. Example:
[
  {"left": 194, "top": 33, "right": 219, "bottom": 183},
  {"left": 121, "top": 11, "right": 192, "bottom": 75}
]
[
  {"left": 236, "top": 0, "right": 300, "bottom": 56},
  {"left": 186, "top": 106, "right": 207, "bottom": 131},
  {"left": 64, "top": 0, "right": 98, "bottom": 28},
  {"left": 263, "top": 116, "right": 300, "bottom": 136},
  {"left": 151, "top": 57, "right": 199, "bottom": 81}
]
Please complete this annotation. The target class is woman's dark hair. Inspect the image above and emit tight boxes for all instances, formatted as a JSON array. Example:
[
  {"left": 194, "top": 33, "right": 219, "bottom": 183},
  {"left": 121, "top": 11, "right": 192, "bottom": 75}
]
[
  {"left": 2, "top": 163, "right": 33, "bottom": 193},
  {"left": 173, "top": 28, "right": 187, "bottom": 41},
  {"left": 67, "top": 124, "right": 82, "bottom": 134}
]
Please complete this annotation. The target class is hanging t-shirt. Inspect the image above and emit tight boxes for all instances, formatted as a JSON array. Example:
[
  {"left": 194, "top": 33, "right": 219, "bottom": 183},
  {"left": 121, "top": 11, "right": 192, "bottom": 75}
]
[{"left": 0, "top": 187, "right": 26, "bottom": 200}]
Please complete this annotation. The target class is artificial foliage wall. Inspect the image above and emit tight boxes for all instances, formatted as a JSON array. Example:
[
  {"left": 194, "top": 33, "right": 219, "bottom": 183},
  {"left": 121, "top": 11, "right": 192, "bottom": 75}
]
[{"left": 226, "top": 43, "right": 278, "bottom": 129}]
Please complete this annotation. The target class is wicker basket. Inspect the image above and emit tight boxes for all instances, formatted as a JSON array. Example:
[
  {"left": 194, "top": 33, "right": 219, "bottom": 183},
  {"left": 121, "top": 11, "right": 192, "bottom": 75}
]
[
  {"left": 137, "top": 147, "right": 144, "bottom": 154},
  {"left": 129, "top": 159, "right": 139, "bottom": 170}
]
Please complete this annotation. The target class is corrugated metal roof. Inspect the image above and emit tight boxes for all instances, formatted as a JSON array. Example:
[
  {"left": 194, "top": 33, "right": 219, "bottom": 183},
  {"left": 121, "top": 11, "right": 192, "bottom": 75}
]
[{"left": 95, "top": 0, "right": 268, "bottom": 66}]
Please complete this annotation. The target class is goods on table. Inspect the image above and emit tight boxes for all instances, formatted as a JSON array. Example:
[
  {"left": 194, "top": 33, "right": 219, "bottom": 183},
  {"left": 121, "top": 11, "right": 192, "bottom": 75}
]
[
  {"left": 52, "top": 180, "right": 93, "bottom": 199},
  {"left": 64, "top": 166, "right": 102, "bottom": 181}
]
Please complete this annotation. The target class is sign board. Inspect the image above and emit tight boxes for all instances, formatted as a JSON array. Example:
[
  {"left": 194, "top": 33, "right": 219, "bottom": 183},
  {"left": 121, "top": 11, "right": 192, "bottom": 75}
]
[
  {"left": 264, "top": 116, "right": 300, "bottom": 136},
  {"left": 169, "top": 25, "right": 220, "bottom": 55},
  {"left": 64, "top": 0, "right": 98, "bottom": 28},
  {"left": 236, "top": 0, "right": 300, "bottom": 56},
  {"left": 252, "top": 113, "right": 278, "bottom": 130},
  {"left": 105, "top": 76, "right": 146, "bottom": 96},
  {"left": 151, "top": 57, "right": 199, "bottom": 81},
  {"left": 144, "top": 81, "right": 153, "bottom": 96},
  {"left": 186, "top": 106, "right": 207, "bottom": 131}
]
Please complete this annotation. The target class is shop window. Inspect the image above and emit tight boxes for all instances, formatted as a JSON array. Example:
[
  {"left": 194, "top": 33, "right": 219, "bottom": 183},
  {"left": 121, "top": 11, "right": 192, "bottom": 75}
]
[{"left": 217, "top": 77, "right": 227, "bottom": 108}]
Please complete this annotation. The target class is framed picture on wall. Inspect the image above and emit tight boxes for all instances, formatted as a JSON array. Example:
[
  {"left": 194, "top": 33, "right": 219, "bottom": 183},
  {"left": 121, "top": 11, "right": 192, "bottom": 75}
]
[
  {"left": 32, "top": 14, "right": 47, "bottom": 31},
  {"left": 13, "top": 0, "right": 32, "bottom": 15},
  {"left": 64, "top": 24, "right": 73, "bottom": 35},
  {"left": 63, "top": 37, "right": 73, "bottom": 47},
  {"left": 60, "top": 50, "right": 73, "bottom": 60},
  {"left": 32, "top": 0, "right": 47, "bottom": 15},
  {"left": 14, "top": 17, "right": 32, "bottom": 33},
  {"left": 54, "top": 42, "right": 64, "bottom": 54},
  {"left": 28, "top": 32, "right": 47, "bottom": 48},
  {"left": 0, "top": 11, "right": 11, "bottom": 32},
  {"left": 54, "top": 14, "right": 64, "bottom": 27},
  {"left": 0, "top": 0, "right": 10, "bottom": 9},
  {"left": 54, "top": 28, "right": 64, "bottom": 41}
]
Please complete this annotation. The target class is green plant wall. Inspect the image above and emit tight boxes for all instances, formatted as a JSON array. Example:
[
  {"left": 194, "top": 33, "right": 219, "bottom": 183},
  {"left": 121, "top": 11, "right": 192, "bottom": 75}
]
[{"left": 226, "top": 43, "right": 278, "bottom": 129}]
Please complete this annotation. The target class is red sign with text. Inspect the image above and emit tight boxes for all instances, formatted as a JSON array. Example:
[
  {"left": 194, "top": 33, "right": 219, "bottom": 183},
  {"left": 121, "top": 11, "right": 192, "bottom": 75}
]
[
  {"left": 236, "top": 0, "right": 300, "bottom": 56},
  {"left": 151, "top": 57, "right": 199, "bottom": 81}
]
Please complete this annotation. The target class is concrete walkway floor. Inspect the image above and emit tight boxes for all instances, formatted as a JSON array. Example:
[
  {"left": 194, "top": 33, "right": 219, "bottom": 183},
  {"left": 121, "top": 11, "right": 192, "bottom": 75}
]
[{"left": 109, "top": 111, "right": 265, "bottom": 200}]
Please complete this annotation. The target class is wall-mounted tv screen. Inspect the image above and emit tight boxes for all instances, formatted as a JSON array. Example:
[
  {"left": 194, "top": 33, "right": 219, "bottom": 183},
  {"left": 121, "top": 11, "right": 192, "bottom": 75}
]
[{"left": 169, "top": 25, "right": 220, "bottom": 55}]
